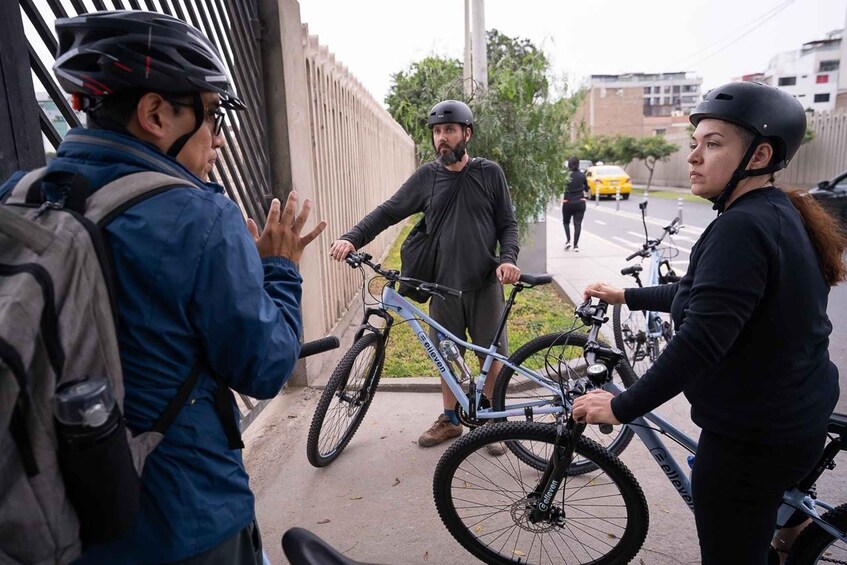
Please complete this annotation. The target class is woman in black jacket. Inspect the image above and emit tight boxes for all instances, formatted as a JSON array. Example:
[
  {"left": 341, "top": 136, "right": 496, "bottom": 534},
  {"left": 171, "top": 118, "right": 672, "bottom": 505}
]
[
  {"left": 562, "top": 156, "right": 588, "bottom": 251},
  {"left": 573, "top": 81, "right": 847, "bottom": 565}
]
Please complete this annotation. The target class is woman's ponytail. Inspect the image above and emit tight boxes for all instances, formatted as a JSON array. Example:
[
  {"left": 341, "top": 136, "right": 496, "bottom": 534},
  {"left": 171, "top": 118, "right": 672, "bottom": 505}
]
[{"left": 785, "top": 189, "right": 847, "bottom": 286}]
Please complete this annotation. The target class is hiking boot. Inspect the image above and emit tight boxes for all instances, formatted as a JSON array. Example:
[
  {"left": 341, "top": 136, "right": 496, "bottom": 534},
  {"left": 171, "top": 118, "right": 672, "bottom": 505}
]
[
  {"left": 418, "top": 415, "right": 462, "bottom": 447},
  {"left": 485, "top": 442, "right": 506, "bottom": 456}
]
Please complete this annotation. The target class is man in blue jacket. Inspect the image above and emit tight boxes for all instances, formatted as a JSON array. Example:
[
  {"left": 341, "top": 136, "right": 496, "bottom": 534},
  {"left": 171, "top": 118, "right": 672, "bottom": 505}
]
[{"left": 0, "top": 11, "right": 325, "bottom": 564}]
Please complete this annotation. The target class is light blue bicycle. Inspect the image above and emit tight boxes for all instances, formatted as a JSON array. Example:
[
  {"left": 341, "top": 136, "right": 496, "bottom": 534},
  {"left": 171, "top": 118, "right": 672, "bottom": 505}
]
[
  {"left": 613, "top": 200, "right": 681, "bottom": 377},
  {"left": 434, "top": 299, "right": 847, "bottom": 565},
  {"left": 306, "top": 252, "right": 637, "bottom": 469}
]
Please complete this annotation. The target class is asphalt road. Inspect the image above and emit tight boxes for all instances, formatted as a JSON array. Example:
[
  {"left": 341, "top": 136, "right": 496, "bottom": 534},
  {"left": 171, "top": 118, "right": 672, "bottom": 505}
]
[{"left": 555, "top": 194, "right": 847, "bottom": 413}]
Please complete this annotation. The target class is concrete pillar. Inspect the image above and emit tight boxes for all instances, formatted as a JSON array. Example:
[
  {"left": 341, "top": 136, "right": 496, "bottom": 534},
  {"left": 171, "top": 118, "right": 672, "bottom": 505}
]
[
  {"left": 463, "top": 0, "right": 472, "bottom": 98},
  {"left": 256, "top": 0, "right": 324, "bottom": 386}
]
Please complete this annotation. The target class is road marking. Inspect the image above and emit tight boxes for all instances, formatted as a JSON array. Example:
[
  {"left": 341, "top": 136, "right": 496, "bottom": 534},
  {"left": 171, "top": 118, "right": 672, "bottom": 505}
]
[
  {"left": 613, "top": 236, "right": 642, "bottom": 248},
  {"left": 594, "top": 220, "right": 607, "bottom": 225},
  {"left": 589, "top": 204, "right": 707, "bottom": 233}
]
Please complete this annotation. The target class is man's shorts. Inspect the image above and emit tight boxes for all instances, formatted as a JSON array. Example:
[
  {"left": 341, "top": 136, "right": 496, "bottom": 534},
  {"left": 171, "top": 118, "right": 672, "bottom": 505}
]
[{"left": 427, "top": 281, "right": 509, "bottom": 359}]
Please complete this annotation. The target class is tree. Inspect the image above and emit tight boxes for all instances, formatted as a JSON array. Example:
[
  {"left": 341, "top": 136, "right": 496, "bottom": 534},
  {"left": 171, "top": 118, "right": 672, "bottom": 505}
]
[
  {"left": 633, "top": 136, "right": 678, "bottom": 191},
  {"left": 384, "top": 30, "right": 577, "bottom": 231}
]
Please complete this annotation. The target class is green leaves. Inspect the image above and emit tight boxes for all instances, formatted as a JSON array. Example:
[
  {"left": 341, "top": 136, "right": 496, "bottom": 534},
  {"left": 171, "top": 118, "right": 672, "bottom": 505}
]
[{"left": 384, "top": 30, "right": 576, "bottom": 232}]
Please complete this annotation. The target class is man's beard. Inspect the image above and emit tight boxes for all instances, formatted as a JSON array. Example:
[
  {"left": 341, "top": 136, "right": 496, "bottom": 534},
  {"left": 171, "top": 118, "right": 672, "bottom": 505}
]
[{"left": 437, "top": 138, "right": 466, "bottom": 166}]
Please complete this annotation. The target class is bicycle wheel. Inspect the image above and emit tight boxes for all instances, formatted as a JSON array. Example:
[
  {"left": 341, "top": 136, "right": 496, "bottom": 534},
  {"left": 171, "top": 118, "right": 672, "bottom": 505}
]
[
  {"left": 306, "top": 332, "right": 384, "bottom": 468},
  {"left": 787, "top": 504, "right": 847, "bottom": 564},
  {"left": 612, "top": 303, "right": 673, "bottom": 378},
  {"left": 492, "top": 332, "right": 638, "bottom": 475},
  {"left": 433, "top": 421, "right": 649, "bottom": 565}
]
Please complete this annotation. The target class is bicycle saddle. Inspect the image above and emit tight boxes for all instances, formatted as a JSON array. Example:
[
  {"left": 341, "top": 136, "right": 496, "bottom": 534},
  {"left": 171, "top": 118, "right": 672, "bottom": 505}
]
[
  {"left": 621, "top": 265, "right": 643, "bottom": 276},
  {"left": 281, "top": 527, "right": 381, "bottom": 565}
]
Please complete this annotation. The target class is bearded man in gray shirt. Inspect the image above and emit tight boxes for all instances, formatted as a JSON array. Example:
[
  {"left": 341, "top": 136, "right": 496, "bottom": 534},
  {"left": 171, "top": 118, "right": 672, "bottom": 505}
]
[{"left": 330, "top": 100, "right": 520, "bottom": 452}]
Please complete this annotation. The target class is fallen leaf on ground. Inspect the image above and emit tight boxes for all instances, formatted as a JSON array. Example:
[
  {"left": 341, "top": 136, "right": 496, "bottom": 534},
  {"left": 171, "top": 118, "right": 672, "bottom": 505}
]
[
  {"left": 392, "top": 478, "right": 401, "bottom": 486},
  {"left": 423, "top": 551, "right": 429, "bottom": 561},
  {"left": 350, "top": 496, "right": 362, "bottom": 500},
  {"left": 317, "top": 519, "right": 330, "bottom": 525}
]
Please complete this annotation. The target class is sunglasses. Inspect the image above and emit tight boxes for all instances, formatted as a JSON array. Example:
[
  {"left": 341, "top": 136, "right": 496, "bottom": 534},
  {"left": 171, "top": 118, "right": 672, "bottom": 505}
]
[{"left": 164, "top": 97, "right": 226, "bottom": 136}]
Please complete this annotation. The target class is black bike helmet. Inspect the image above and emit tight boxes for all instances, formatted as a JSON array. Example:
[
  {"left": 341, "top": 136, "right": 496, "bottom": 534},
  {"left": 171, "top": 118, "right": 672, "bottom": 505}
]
[
  {"left": 53, "top": 11, "right": 245, "bottom": 157},
  {"left": 689, "top": 81, "right": 806, "bottom": 212},
  {"left": 427, "top": 100, "right": 473, "bottom": 131}
]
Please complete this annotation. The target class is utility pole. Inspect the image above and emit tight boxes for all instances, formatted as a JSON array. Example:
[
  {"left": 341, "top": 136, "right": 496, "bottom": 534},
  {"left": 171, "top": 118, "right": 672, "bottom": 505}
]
[
  {"left": 463, "top": 0, "right": 488, "bottom": 96},
  {"left": 471, "top": 0, "right": 488, "bottom": 93},
  {"left": 463, "top": 0, "right": 472, "bottom": 97}
]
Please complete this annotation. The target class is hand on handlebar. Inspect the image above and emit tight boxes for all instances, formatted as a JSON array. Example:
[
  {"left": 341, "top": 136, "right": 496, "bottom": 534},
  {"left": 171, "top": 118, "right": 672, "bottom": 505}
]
[
  {"left": 583, "top": 282, "right": 626, "bottom": 305},
  {"left": 329, "top": 239, "right": 356, "bottom": 262},
  {"left": 571, "top": 390, "right": 620, "bottom": 425},
  {"left": 497, "top": 263, "right": 521, "bottom": 285}
]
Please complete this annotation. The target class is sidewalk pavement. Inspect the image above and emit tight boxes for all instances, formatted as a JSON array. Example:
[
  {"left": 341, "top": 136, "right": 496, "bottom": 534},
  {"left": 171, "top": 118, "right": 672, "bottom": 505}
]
[{"left": 246, "top": 205, "right": 705, "bottom": 564}]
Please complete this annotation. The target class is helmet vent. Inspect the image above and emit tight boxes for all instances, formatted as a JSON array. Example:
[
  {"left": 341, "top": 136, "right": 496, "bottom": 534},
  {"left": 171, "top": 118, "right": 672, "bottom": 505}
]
[{"left": 715, "top": 93, "right": 734, "bottom": 101}]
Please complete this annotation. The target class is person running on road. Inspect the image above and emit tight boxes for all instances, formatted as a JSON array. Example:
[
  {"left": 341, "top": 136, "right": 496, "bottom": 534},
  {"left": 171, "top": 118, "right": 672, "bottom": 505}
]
[{"left": 573, "top": 81, "right": 846, "bottom": 565}]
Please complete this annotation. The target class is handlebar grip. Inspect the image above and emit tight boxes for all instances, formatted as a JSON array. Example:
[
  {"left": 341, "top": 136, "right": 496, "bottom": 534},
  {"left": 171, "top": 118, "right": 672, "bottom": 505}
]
[
  {"left": 432, "top": 283, "right": 462, "bottom": 298},
  {"left": 298, "top": 336, "right": 340, "bottom": 359},
  {"left": 625, "top": 251, "right": 640, "bottom": 261}
]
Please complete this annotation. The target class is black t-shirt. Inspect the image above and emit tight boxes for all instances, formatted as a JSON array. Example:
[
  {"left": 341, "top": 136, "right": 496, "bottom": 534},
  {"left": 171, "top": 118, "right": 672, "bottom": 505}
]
[
  {"left": 341, "top": 158, "right": 520, "bottom": 291},
  {"left": 612, "top": 188, "right": 839, "bottom": 444}
]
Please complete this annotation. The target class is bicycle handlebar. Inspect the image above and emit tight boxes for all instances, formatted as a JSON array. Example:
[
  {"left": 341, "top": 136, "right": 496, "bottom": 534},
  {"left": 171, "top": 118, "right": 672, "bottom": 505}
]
[
  {"left": 344, "top": 251, "right": 462, "bottom": 299},
  {"left": 625, "top": 217, "right": 681, "bottom": 261},
  {"left": 298, "top": 336, "right": 340, "bottom": 359}
]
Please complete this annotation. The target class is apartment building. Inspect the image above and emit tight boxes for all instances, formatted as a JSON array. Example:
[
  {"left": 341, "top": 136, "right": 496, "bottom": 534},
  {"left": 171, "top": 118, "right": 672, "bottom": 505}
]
[{"left": 572, "top": 72, "right": 702, "bottom": 139}]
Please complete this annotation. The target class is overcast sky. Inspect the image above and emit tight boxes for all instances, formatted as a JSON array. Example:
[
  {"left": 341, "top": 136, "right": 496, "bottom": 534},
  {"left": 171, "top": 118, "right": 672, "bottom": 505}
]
[{"left": 298, "top": 0, "right": 847, "bottom": 105}]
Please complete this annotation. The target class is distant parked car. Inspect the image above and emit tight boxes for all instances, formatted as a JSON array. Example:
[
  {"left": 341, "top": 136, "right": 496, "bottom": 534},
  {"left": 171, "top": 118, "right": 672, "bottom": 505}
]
[
  {"left": 809, "top": 170, "right": 847, "bottom": 230},
  {"left": 578, "top": 159, "right": 593, "bottom": 172},
  {"left": 586, "top": 165, "right": 633, "bottom": 199}
]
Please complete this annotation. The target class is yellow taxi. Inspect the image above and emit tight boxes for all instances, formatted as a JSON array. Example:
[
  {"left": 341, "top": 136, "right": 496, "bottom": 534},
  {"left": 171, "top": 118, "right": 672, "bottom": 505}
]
[{"left": 585, "top": 165, "right": 633, "bottom": 199}]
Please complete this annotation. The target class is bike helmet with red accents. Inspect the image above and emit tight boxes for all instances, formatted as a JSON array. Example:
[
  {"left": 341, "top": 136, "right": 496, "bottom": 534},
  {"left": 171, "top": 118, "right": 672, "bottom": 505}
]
[{"left": 53, "top": 10, "right": 245, "bottom": 110}]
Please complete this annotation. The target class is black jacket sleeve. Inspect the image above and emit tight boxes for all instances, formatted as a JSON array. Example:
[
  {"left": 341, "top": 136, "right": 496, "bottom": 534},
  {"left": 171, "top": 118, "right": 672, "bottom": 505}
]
[
  {"left": 610, "top": 211, "right": 770, "bottom": 423},
  {"left": 340, "top": 165, "right": 431, "bottom": 249},
  {"left": 488, "top": 161, "right": 519, "bottom": 265},
  {"left": 625, "top": 283, "right": 678, "bottom": 313}
]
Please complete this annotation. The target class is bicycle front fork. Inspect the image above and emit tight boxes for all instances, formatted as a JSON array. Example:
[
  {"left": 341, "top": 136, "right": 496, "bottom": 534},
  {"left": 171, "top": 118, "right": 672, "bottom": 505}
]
[{"left": 529, "top": 417, "right": 585, "bottom": 523}]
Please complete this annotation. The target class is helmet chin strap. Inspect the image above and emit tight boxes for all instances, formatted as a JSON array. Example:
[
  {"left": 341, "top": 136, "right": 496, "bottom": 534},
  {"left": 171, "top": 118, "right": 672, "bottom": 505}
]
[
  {"left": 165, "top": 93, "right": 205, "bottom": 159},
  {"left": 710, "top": 135, "right": 782, "bottom": 214}
]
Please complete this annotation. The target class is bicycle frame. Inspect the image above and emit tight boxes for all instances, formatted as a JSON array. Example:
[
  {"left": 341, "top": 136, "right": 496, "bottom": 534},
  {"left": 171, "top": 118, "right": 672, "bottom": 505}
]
[
  {"left": 602, "top": 381, "right": 847, "bottom": 543},
  {"left": 362, "top": 283, "right": 570, "bottom": 421}
]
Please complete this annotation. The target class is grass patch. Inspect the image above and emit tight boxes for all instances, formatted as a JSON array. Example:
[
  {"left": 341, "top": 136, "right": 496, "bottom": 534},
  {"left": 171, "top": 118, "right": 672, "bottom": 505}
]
[{"left": 367, "top": 218, "right": 576, "bottom": 377}]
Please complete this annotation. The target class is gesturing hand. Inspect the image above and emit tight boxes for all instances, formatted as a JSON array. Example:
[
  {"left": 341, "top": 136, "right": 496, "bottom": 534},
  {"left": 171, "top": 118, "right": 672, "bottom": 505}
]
[{"left": 246, "top": 191, "right": 327, "bottom": 265}]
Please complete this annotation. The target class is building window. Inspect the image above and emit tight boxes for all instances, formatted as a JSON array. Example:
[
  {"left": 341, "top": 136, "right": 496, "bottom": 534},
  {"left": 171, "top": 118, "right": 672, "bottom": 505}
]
[
  {"left": 653, "top": 128, "right": 666, "bottom": 136},
  {"left": 814, "top": 93, "right": 830, "bottom": 103},
  {"left": 644, "top": 98, "right": 652, "bottom": 106},
  {"left": 820, "top": 60, "right": 839, "bottom": 72},
  {"left": 653, "top": 86, "right": 660, "bottom": 93},
  {"left": 643, "top": 87, "right": 651, "bottom": 95},
  {"left": 816, "top": 74, "right": 829, "bottom": 84},
  {"left": 778, "top": 76, "right": 797, "bottom": 86},
  {"left": 663, "top": 86, "right": 670, "bottom": 93},
  {"left": 673, "top": 85, "right": 680, "bottom": 93}
]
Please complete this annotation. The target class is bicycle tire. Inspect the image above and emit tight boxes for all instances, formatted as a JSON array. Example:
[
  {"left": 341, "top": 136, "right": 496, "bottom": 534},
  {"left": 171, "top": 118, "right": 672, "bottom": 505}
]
[
  {"left": 787, "top": 504, "right": 847, "bottom": 564},
  {"left": 612, "top": 303, "right": 673, "bottom": 378},
  {"left": 433, "top": 421, "right": 649, "bottom": 565},
  {"left": 492, "top": 332, "right": 638, "bottom": 474},
  {"left": 306, "top": 333, "right": 384, "bottom": 468}
]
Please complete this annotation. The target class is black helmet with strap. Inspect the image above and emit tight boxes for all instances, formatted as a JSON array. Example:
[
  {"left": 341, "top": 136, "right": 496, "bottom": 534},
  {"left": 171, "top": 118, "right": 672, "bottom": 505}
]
[
  {"left": 689, "top": 81, "right": 806, "bottom": 213},
  {"left": 427, "top": 100, "right": 474, "bottom": 131},
  {"left": 53, "top": 10, "right": 245, "bottom": 157}
]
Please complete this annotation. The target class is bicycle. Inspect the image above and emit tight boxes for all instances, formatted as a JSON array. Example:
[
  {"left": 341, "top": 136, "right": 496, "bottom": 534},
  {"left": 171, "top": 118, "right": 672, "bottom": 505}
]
[
  {"left": 306, "top": 251, "right": 638, "bottom": 471},
  {"left": 613, "top": 200, "right": 681, "bottom": 377},
  {"left": 433, "top": 299, "right": 847, "bottom": 565}
]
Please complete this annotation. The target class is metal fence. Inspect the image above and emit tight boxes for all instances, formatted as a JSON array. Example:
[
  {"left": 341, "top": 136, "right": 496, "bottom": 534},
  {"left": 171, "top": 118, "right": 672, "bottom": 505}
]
[{"left": 12, "top": 0, "right": 273, "bottom": 223}]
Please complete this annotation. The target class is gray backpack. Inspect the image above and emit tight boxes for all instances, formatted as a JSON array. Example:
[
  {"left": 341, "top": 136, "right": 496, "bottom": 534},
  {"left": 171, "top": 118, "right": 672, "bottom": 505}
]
[{"left": 0, "top": 170, "right": 201, "bottom": 564}]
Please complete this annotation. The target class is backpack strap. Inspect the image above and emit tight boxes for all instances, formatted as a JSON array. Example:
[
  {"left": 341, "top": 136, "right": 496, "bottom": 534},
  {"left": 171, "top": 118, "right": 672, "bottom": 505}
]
[
  {"left": 85, "top": 171, "right": 192, "bottom": 226},
  {"left": 5, "top": 167, "right": 48, "bottom": 205},
  {"left": 1, "top": 336, "right": 38, "bottom": 477}
]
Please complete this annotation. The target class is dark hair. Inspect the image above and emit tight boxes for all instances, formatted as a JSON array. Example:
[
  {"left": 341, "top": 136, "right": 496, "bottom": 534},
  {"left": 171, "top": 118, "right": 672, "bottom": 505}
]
[
  {"left": 784, "top": 189, "right": 847, "bottom": 286},
  {"left": 567, "top": 156, "right": 579, "bottom": 171},
  {"left": 86, "top": 89, "right": 185, "bottom": 131}
]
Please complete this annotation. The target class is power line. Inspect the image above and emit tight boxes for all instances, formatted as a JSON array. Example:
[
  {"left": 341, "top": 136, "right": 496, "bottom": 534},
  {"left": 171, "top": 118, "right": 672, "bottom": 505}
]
[{"left": 670, "top": 0, "right": 797, "bottom": 70}]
